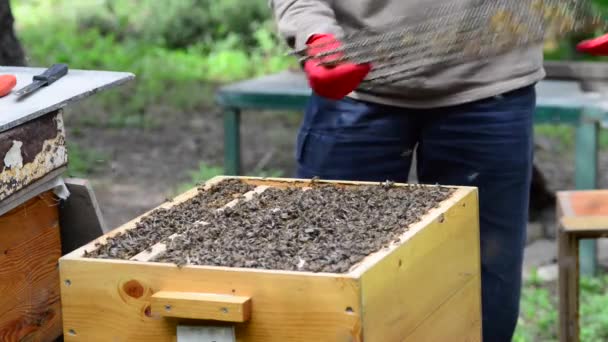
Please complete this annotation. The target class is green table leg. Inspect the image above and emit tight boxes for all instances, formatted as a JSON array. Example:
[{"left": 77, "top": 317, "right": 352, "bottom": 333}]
[
  {"left": 224, "top": 108, "right": 241, "bottom": 176},
  {"left": 576, "top": 109, "right": 600, "bottom": 276}
]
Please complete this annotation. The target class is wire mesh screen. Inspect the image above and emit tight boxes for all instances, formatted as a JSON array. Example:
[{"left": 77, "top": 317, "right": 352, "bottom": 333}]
[{"left": 290, "top": 0, "right": 606, "bottom": 88}]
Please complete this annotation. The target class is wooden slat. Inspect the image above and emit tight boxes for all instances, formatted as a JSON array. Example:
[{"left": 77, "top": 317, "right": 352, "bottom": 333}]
[
  {"left": 359, "top": 188, "right": 481, "bottom": 342},
  {"left": 129, "top": 185, "right": 270, "bottom": 263},
  {"left": 558, "top": 224, "right": 580, "bottom": 342},
  {"left": 63, "top": 176, "right": 233, "bottom": 259},
  {"left": 0, "top": 191, "right": 63, "bottom": 342},
  {"left": 557, "top": 188, "right": 582, "bottom": 342},
  {"left": 151, "top": 291, "right": 251, "bottom": 322},
  {"left": 560, "top": 216, "right": 608, "bottom": 233},
  {"left": 129, "top": 233, "right": 183, "bottom": 262},
  {"left": 218, "top": 185, "right": 269, "bottom": 211}
]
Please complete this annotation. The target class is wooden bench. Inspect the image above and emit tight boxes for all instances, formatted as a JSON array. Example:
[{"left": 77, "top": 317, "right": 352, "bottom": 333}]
[
  {"left": 215, "top": 63, "right": 608, "bottom": 276},
  {"left": 557, "top": 189, "right": 608, "bottom": 342}
]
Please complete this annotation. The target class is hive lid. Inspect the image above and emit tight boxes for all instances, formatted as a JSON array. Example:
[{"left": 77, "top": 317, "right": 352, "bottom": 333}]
[{"left": 0, "top": 66, "right": 134, "bottom": 133}]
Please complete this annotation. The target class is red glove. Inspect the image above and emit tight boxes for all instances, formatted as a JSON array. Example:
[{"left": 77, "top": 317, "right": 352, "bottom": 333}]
[
  {"left": 576, "top": 33, "right": 608, "bottom": 56},
  {"left": 304, "top": 34, "right": 371, "bottom": 100}
]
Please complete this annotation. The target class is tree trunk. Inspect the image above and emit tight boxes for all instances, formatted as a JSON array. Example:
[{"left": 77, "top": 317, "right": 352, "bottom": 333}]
[{"left": 0, "top": 0, "right": 26, "bottom": 66}]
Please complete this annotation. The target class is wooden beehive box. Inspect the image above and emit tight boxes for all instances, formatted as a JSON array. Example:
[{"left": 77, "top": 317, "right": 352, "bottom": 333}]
[{"left": 58, "top": 176, "right": 482, "bottom": 342}]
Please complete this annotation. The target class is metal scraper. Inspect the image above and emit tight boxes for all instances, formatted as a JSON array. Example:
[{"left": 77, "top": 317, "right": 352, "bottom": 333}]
[{"left": 14, "top": 63, "right": 69, "bottom": 98}]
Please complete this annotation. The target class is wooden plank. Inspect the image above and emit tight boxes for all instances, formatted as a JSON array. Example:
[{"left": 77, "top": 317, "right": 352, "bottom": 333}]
[
  {"left": 58, "top": 259, "right": 362, "bottom": 342},
  {"left": 556, "top": 190, "right": 608, "bottom": 234},
  {"left": 359, "top": 188, "right": 481, "bottom": 342},
  {"left": 560, "top": 216, "right": 608, "bottom": 233},
  {"left": 0, "top": 110, "right": 67, "bottom": 201},
  {"left": 402, "top": 275, "right": 482, "bottom": 342},
  {"left": 558, "top": 190, "right": 608, "bottom": 216},
  {"left": 0, "top": 66, "right": 134, "bottom": 133},
  {"left": 0, "top": 190, "right": 63, "bottom": 342},
  {"left": 151, "top": 291, "right": 251, "bottom": 322},
  {"left": 557, "top": 193, "right": 582, "bottom": 342}
]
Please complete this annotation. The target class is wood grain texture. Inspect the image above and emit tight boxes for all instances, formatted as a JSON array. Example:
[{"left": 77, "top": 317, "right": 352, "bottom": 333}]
[
  {"left": 151, "top": 291, "right": 251, "bottom": 322},
  {"left": 359, "top": 188, "right": 481, "bottom": 342},
  {"left": 557, "top": 191, "right": 582, "bottom": 342},
  {"left": 0, "top": 190, "right": 63, "bottom": 342},
  {"left": 402, "top": 275, "right": 482, "bottom": 342},
  {"left": 59, "top": 176, "right": 481, "bottom": 341},
  {"left": 58, "top": 259, "right": 362, "bottom": 342},
  {"left": 558, "top": 225, "right": 580, "bottom": 342},
  {"left": 556, "top": 190, "right": 608, "bottom": 233}
]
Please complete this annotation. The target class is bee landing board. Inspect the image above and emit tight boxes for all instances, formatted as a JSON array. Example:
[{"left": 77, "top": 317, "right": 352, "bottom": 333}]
[{"left": 58, "top": 176, "right": 481, "bottom": 342}]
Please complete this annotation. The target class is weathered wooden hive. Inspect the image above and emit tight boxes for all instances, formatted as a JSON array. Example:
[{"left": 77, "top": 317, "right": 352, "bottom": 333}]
[
  {"left": 59, "top": 176, "right": 482, "bottom": 341},
  {"left": 0, "top": 66, "right": 132, "bottom": 342}
]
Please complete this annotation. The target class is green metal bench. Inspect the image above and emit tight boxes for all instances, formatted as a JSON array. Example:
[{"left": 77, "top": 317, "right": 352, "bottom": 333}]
[{"left": 216, "top": 68, "right": 608, "bottom": 275}]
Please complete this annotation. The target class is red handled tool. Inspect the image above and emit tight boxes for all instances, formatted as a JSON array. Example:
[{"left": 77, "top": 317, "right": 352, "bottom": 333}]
[
  {"left": 0, "top": 74, "right": 17, "bottom": 98},
  {"left": 577, "top": 33, "right": 608, "bottom": 56}
]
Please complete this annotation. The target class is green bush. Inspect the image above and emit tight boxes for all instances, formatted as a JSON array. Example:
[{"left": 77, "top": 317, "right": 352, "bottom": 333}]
[
  {"left": 13, "top": 0, "right": 296, "bottom": 127},
  {"left": 514, "top": 271, "right": 608, "bottom": 342},
  {"left": 73, "top": 0, "right": 275, "bottom": 51}
]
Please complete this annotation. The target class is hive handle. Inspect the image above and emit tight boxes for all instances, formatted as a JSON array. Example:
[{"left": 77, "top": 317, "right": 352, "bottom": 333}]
[{"left": 150, "top": 291, "right": 252, "bottom": 322}]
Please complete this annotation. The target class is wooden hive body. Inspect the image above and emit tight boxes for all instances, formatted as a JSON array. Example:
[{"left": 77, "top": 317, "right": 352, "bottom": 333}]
[
  {"left": 58, "top": 176, "right": 482, "bottom": 341},
  {"left": 0, "top": 191, "right": 63, "bottom": 341}
]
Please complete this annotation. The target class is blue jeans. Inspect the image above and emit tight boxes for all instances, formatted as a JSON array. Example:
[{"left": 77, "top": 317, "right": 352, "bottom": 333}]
[{"left": 296, "top": 86, "right": 535, "bottom": 342}]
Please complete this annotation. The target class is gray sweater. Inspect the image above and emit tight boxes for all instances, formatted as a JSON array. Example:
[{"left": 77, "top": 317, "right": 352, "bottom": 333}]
[{"left": 269, "top": 0, "right": 546, "bottom": 108}]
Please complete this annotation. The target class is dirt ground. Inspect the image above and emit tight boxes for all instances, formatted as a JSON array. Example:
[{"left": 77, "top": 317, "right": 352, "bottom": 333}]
[
  {"left": 61, "top": 95, "right": 608, "bottom": 237},
  {"left": 62, "top": 99, "right": 301, "bottom": 229}
]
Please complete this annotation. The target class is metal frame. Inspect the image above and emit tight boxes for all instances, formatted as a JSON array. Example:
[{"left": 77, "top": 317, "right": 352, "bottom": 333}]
[{"left": 216, "top": 70, "right": 606, "bottom": 275}]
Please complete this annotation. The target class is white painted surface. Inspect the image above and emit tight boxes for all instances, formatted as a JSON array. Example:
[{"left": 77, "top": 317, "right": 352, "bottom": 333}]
[
  {"left": 0, "top": 66, "right": 134, "bottom": 132},
  {"left": 4, "top": 140, "right": 23, "bottom": 169}
]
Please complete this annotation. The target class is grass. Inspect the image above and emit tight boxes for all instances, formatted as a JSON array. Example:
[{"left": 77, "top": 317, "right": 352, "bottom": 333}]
[
  {"left": 535, "top": 124, "right": 608, "bottom": 152},
  {"left": 514, "top": 269, "right": 608, "bottom": 342},
  {"left": 12, "top": 0, "right": 296, "bottom": 128},
  {"left": 66, "top": 142, "right": 108, "bottom": 178}
]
